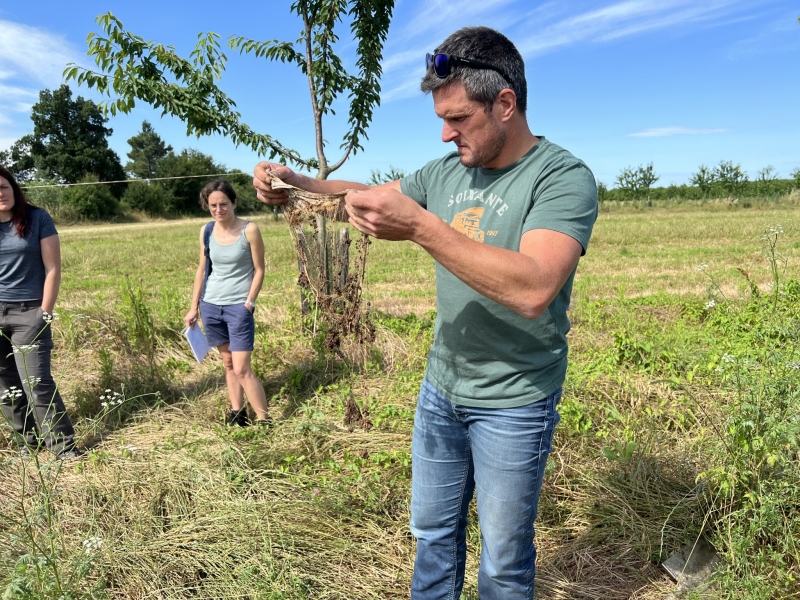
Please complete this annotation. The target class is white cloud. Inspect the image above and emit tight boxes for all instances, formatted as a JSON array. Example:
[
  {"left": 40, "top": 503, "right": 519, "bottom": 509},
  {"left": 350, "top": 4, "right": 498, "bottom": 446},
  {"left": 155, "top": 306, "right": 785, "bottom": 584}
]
[
  {"left": 0, "top": 20, "right": 82, "bottom": 143},
  {"left": 0, "top": 20, "right": 80, "bottom": 85},
  {"left": 381, "top": 78, "right": 424, "bottom": 103},
  {"left": 397, "top": 0, "right": 518, "bottom": 43},
  {"left": 628, "top": 126, "right": 727, "bottom": 137},
  {"left": 516, "top": 0, "right": 761, "bottom": 57}
]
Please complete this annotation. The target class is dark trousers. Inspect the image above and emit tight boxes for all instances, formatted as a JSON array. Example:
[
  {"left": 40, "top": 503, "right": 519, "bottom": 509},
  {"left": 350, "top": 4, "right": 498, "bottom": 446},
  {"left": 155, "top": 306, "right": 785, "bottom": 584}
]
[{"left": 0, "top": 301, "right": 75, "bottom": 455}]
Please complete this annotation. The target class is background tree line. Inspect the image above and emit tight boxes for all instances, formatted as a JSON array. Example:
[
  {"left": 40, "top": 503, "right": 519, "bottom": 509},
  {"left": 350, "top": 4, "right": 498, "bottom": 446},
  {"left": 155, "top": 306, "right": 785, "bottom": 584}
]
[
  {"left": 2, "top": 84, "right": 799, "bottom": 220},
  {"left": 0, "top": 85, "right": 260, "bottom": 220},
  {"left": 601, "top": 160, "right": 800, "bottom": 204}
]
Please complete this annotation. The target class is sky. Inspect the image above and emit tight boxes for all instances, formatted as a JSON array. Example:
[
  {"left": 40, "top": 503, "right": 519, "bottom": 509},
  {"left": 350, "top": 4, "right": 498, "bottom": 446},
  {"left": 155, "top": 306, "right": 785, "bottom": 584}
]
[{"left": 1, "top": 0, "right": 798, "bottom": 187}]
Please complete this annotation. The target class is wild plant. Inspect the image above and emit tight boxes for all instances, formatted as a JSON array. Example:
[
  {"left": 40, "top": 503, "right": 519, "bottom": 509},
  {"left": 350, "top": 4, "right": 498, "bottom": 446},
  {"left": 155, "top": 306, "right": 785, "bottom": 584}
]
[
  {"left": 1, "top": 314, "right": 157, "bottom": 598},
  {"left": 697, "top": 225, "right": 800, "bottom": 597}
]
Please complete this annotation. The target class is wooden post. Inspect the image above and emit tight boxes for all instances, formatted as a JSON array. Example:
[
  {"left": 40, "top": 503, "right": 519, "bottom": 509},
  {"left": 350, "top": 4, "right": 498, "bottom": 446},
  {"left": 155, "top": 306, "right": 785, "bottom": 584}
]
[
  {"left": 295, "top": 227, "right": 311, "bottom": 324},
  {"left": 338, "top": 227, "right": 350, "bottom": 291}
]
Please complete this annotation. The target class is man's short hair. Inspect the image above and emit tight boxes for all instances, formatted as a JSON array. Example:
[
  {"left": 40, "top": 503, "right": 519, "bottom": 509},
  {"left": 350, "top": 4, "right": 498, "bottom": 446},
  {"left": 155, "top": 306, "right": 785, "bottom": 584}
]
[{"left": 420, "top": 27, "right": 527, "bottom": 114}]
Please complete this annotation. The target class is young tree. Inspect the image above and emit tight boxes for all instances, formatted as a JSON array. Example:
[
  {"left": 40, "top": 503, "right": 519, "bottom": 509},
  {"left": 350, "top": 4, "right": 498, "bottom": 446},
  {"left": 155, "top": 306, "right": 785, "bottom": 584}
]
[
  {"left": 713, "top": 160, "right": 748, "bottom": 198},
  {"left": 368, "top": 166, "right": 407, "bottom": 186},
  {"left": 756, "top": 165, "right": 778, "bottom": 197},
  {"left": 636, "top": 162, "right": 659, "bottom": 206},
  {"left": 615, "top": 166, "right": 641, "bottom": 200},
  {"left": 792, "top": 166, "right": 800, "bottom": 188},
  {"left": 66, "top": 3, "right": 395, "bottom": 294},
  {"left": 596, "top": 181, "right": 608, "bottom": 203},
  {"left": 126, "top": 121, "right": 173, "bottom": 179},
  {"left": 65, "top": 4, "right": 394, "bottom": 180},
  {"left": 1, "top": 86, "right": 126, "bottom": 194},
  {"left": 690, "top": 165, "right": 716, "bottom": 198}
]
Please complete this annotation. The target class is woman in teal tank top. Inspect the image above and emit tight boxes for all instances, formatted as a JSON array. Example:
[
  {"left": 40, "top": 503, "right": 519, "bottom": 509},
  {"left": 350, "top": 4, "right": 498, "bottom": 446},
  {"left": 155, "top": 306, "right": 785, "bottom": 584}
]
[{"left": 183, "top": 180, "right": 270, "bottom": 427}]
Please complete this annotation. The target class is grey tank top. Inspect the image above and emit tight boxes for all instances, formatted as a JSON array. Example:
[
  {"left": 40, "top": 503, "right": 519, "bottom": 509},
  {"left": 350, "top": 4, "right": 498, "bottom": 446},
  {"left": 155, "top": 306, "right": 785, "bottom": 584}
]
[{"left": 202, "top": 221, "right": 253, "bottom": 305}]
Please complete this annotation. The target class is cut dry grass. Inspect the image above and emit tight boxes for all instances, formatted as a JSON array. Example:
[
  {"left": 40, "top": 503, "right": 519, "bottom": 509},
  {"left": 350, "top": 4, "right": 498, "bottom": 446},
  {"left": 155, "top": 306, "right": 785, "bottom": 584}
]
[{"left": 1, "top": 202, "right": 798, "bottom": 598}]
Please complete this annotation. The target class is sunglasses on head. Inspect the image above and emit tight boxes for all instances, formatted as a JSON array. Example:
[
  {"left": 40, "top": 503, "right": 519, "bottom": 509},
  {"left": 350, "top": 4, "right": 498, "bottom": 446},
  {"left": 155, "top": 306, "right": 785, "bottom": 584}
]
[{"left": 425, "top": 52, "right": 513, "bottom": 87}]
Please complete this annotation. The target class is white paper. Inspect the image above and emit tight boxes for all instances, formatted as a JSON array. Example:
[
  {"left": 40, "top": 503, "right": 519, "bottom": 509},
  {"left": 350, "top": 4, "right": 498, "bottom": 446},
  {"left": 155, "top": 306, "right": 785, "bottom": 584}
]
[{"left": 182, "top": 325, "right": 210, "bottom": 363}]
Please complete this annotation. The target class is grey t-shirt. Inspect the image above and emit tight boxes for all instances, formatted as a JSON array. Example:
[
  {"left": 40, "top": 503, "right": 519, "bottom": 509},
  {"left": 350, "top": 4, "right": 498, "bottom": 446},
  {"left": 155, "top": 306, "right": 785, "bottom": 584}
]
[
  {"left": 0, "top": 208, "right": 58, "bottom": 302},
  {"left": 400, "top": 137, "right": 598, "bottom": 408},
  {"left": 202, "top": 222, "right": 254, "bottom": 306}
]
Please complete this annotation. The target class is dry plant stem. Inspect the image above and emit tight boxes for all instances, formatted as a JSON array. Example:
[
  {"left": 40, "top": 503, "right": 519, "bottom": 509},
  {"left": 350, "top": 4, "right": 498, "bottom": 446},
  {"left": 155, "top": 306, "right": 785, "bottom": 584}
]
[{"left": 269, "top": 172, "right": 375, "bottom": 350}]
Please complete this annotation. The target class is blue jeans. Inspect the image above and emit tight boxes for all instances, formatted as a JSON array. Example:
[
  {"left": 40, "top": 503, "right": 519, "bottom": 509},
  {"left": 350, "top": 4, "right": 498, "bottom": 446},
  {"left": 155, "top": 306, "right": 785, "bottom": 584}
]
[{"left": 410, "top": 379, "right": 561, "bottom": 600}]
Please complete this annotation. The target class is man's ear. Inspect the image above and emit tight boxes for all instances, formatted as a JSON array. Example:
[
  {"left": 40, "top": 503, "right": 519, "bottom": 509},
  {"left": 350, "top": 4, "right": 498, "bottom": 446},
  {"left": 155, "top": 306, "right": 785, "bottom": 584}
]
[{"left": 495, "top": 89, "right": 517, "bottom": 122}]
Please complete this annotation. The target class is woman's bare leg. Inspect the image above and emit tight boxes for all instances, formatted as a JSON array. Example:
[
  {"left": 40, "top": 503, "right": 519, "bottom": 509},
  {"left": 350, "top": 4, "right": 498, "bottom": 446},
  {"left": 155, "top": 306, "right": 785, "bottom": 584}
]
[{"left": 231, "top": 350, "right": 268, "bottom": 420}]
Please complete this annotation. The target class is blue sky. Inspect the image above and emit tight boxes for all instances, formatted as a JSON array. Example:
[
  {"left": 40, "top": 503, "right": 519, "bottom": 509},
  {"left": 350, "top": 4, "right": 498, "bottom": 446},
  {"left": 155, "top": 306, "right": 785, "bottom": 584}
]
[{"left": 1, "top": 0, "right": 798, "bottom": 187}]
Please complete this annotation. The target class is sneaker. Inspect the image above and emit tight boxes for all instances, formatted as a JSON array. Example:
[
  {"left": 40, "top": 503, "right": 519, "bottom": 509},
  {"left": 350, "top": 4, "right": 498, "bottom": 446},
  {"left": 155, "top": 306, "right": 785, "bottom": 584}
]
[
  {"left": 56, "top": 448, "right": 85, "bottom": 462},
  {"left": 254, "top": 415, "right": 273, "bottom": 429},
  {"left": 226, "top": 408, "right": 249, "bottom": 427}
]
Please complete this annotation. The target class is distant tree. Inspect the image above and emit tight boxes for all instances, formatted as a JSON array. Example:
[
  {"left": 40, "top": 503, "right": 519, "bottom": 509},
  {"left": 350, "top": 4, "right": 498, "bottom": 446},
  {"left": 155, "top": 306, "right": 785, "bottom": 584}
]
[
  {"left": 156, "top": 149, "right": 223, "bottom": 214},
  {"left": 368, "top": 165, "right": 407, "bottom": 186},
  {"left": 636, "top": 162, "right": 659, "bottom": 206},
  {"left": 690, "top": 165, "right": 716, "bottom": 198},
  {"left": 791, "top": 166, "right": 800, "bottom": 188},
  {"left": 122, "top": 181, "right": 173, "bottom": 215},
  {"left": 126, "top": 121, "right": 173, "bottom": 179},
  {"left": 596, "top": 181, "right": 608, "bottom": 202},
  {"left": 2, "top": 85, "right": 126, "bottom": 196},
  {"left": 60, "top": 174, "right": 119, "bottom": 219},
  {"left": 615, "top": 166, "right": 641, "bottom": 199},
  {"left": 713, "top": 160, "right": 748, "bottom": 197},
  {"left": 756, "top": 165, "right": 779, "bottom": 196},
  {"left": 0, "top": 137, "right": 36, "bottom": 182}
]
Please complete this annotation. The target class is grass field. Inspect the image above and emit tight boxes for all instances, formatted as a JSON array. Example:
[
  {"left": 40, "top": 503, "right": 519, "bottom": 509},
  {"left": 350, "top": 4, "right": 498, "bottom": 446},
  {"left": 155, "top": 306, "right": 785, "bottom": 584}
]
[{"left": 1, "top": 201, "right": 799, "bottom": 599}]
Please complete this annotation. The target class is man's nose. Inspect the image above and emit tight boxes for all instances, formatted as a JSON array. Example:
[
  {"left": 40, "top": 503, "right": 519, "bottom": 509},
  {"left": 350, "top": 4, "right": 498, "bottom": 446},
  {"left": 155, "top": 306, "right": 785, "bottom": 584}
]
[{"left": 441, "top": 122, "right": 458, "bottom": 143}]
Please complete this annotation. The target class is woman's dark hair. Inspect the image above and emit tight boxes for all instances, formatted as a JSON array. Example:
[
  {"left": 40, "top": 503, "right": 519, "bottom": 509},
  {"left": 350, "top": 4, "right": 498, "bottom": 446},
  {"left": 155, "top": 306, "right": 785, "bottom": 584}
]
[
  {"left": 199, "top": 179, "right": 237, "bottom": 210},
  {"left": 0, "top": 165, "right": 39, "bottom": 238}
]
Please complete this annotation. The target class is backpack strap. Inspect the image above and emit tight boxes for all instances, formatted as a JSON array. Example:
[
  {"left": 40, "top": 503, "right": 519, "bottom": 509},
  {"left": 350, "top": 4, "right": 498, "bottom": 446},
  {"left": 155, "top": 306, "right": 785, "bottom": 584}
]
[{"left": 201, "top": 221, "right": 215, "bottom": 300}]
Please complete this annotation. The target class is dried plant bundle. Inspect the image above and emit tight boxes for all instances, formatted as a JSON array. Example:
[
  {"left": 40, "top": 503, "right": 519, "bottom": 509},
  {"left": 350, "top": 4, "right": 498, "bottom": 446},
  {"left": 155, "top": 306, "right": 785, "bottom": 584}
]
[{"left": 268, "top": 172, "right": 374, "bottom": 350}]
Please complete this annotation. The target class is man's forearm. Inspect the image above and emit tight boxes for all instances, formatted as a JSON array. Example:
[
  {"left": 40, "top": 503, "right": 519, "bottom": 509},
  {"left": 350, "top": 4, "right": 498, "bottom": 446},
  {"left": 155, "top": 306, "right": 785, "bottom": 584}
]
[
  {"left": 412, "top": 213, "right": 579, "bottom": 320},
  {"left": 290, "top": 172, "right": 370, "bottom": 194}
]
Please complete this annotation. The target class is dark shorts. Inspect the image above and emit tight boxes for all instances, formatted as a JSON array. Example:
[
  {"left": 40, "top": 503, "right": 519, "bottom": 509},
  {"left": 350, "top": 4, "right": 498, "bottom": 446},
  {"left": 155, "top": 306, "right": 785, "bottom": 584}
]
[{"left": 199, "top": 301, "right": 255, "bottom": 352}]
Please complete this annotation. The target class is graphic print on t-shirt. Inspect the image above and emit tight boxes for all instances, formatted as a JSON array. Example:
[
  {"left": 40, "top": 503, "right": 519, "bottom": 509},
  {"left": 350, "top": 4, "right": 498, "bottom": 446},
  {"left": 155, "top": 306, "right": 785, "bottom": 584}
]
[{"left": 450, "top": 207, "right": 485, "bottom": 243}]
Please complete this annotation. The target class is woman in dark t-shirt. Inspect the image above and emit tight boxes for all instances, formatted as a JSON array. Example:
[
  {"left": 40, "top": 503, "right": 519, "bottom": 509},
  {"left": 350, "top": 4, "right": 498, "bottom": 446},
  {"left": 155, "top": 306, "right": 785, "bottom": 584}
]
[{"left": 0, "top": 165, "right": 80, "bottom": 460}]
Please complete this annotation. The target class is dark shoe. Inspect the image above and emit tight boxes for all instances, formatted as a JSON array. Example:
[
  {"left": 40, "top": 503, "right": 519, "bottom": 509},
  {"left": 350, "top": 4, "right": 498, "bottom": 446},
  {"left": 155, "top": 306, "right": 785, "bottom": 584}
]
[
  {"left": 254, "top": 415, "right": 273, "bottom": 429},
  {"left": 56, "top": 448, "right": 85, "bottom": 462},
  {"left": 226, "top": 408, "right": 249, "bottom": 427}
]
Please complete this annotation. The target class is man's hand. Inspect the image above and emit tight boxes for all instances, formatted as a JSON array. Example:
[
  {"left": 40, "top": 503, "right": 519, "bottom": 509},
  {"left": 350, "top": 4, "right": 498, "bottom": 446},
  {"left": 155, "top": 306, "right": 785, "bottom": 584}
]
[
  {"left": 253, "top": 162, "right": 296, "bottom": 205},
  {"left": 344, "top": 187, "right": 427, "bottom": 241}
]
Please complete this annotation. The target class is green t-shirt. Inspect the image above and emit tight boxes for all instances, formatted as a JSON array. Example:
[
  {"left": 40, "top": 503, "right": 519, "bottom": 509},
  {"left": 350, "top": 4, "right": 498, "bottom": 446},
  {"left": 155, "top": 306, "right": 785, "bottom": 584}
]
[{"left": 400, "top": 137, "right": 598, "bottom": 408}]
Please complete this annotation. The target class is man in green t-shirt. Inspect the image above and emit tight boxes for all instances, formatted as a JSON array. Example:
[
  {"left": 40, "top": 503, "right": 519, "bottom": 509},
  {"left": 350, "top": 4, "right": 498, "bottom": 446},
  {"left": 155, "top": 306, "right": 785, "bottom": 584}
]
[{"left": 253, "top": 26, "right": 597, "bottom": 600}]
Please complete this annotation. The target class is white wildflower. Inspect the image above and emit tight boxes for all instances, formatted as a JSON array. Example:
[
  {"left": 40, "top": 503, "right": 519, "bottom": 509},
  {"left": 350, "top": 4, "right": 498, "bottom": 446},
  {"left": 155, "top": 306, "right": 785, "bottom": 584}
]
[
  {"left": 705, "top": 300, "right": 716, "bottom": 309},
  {"left": 695, "top": 264, "right": 709, "bottom": 272},
  {"left": 100, "top": 402, "right": 108, "bottom": 408},
  {"left": 787, "top": 361, "right": 800, "bottom": 370},
  {"left": 721, "top": 354, "right": 736, "bottom": 364},
  {"left": 12, "top": 344, "right": 38, "bottom": 355},
  {"left": 81, "top": 537, "right": 103, "bottom": 555},
  {"left": 1, "top": 386, "right": 23, "bottom": 400}
]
